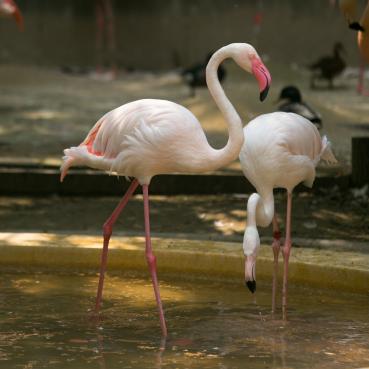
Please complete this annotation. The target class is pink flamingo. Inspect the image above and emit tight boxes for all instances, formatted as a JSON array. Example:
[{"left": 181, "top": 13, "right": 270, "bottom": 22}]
[
  {"left": 240, "top": 112, "right": 337, "bottom": 320},
  {"left": 94, "top": 0, "right": 116, "bottom": 80},
  {"left": 60, "top": 43, "right": 271, "bottom": 336},
  {"left": 0, "top": 0, "right": 23, "bottom": 30},
  {"left": 339, "top": 0, "right": 369, "bottom": 94}
]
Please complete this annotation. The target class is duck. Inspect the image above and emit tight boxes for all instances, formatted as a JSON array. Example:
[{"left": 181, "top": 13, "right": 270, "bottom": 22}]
[
  {"left": 309, "top": 42, "right": 346, "bottom": 89},
  {"left": 182, "top": 52, "right": 226, "bottom": 97},
  {"left": 277, "top": 86, "right": 322, "bottom": 129}
]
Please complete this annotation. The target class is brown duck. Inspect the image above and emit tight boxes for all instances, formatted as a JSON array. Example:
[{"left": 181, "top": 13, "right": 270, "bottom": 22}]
[{"left": 309, "top": 42, "right": 346, "bottom": 89}]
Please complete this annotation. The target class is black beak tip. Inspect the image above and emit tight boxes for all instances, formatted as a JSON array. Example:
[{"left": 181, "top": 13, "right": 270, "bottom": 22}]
[
  {"left": 260, "top": 85, "right": 270, "bottom": 102},
  {"left": 349, "top": 22, "right": 365, "bottom": 32},
  {"left": 246, "top": 280, "right": 256, "bottom": 293}
]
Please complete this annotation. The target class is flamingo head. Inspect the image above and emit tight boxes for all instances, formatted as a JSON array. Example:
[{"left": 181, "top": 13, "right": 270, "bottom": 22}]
[
  {"left": 0, "top": 0, "right": 23, "bottom": 30},
  {"left": 231, "top": 43, "right": 272, "bottom": 101},
  {"left": 243, "top": 225, "right": 260, "bottom": 294}
]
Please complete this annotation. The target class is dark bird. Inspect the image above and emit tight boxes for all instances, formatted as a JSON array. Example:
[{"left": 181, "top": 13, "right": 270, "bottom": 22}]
[
  {"left": 309, "top": 42, "right": 346, "bottom": 89},
  {"left": 277, "top": 86, "right": 322, "bottom": 129},
  {"left": 182, "top": 52, "right": 226, "bottom": 97}
]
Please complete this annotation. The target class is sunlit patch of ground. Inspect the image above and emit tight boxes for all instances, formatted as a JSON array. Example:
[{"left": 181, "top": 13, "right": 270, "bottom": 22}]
[{"left": 0, "top": 189, "right": 366, "bottom": 242}]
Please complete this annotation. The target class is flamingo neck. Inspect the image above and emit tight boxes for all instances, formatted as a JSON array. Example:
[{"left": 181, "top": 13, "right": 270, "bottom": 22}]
[
  {"left": 204, "top": 46, "right": 244, "bottom": 170},
  {"left": 243, "top": 190, "right": 274, "bottom": 257},
  {"left": 247, "top": 191, "right": 275, "bottom": 228}
]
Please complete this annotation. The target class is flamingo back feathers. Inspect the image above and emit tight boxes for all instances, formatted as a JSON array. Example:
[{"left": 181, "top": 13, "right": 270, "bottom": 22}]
[
  {"left": 60, "top": 119, "right": 104, "bottom": 182},
  {"left": 240, "top": 112, "right": 337, "bottom": 192},
  {"left": 60, "top": 99, "right": 209, "bottom": 183}
]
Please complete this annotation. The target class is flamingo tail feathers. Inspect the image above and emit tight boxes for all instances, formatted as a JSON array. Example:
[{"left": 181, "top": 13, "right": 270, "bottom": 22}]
[
  {"left": 315, "top": 135, "right": 338, "bottom": 166},
  {"left": 60, "top": 120, "right": 104, "bottom": 182},
  {"left": 60, "top": 156, "right": 75, "bottom": 182}
]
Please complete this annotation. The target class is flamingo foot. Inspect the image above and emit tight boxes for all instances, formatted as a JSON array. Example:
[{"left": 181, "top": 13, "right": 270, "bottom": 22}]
[
  {"left": 143, "top": 184, "right": 168, "bottom": 337},
  {"left": 282, "top": 192, "right": 292, "bottom": 321},
  {"left": 94, "top": 179, "right": 139, "bottom": 314},
  {"left": 282, "top": 241, "right": 291, "bottom": 321}
]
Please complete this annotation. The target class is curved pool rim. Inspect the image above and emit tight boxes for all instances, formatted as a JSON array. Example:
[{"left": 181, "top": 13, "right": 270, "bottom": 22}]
[{"left": 0, "top": 232, "right": 367, "bottom": 294}]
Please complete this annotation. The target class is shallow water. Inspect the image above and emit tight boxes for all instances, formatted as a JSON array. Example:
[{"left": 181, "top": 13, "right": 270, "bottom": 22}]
[{"left": 0, "top": 272, "right": 368, "bottom": 369}]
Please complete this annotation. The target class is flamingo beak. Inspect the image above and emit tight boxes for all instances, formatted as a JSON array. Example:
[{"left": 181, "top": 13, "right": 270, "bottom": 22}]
[
  {"left": 251, "top": 57, "right": 271, "bottom": 102},
  {"left": 245, "top": 255, "right": 256, "bottom": 293},
  {"left": 349, "top": 21, "right": 365, "bottom": 31}
]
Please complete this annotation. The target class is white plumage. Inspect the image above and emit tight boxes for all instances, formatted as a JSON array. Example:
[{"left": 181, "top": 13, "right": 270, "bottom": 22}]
[
  {"left": 241, "top": 112, "right": 335, "bottom": 195},
  {"left": 62, "top": 99, "right": 229, "bottom": 184},
  {"left": 240, "top": 112, "right": 337, "bottom": 319},
  {"left": 60, "top": 43, "right": 272, "bottom": 337},
  {"left": 61, "top": 44, "right": 272, "bottom": 186}
]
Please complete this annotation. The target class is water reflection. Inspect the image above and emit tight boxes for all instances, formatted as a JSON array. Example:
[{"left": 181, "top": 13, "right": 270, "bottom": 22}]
[{"left": 0, "top": 272, "right": 368, "bottom": 369}]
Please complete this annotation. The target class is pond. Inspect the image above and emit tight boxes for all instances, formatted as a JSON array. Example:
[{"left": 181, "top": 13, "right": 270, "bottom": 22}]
[{"left": 0, "top": 271, "right": 368, "bottom": 368}]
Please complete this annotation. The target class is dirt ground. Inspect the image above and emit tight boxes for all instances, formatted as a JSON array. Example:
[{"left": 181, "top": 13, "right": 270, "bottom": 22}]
[
  {"left": 0, "top": 185, "right": 367, "bottom": 243},
  {"left": 0, "top": 62, "right": 368, "bottom": 244},
  {"left": 0, "top": 62, "right": 369, "bottom": 173}
]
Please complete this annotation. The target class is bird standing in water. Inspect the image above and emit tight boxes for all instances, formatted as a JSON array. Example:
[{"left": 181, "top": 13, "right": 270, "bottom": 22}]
[
  {"left": 60, "top": 43, "right": 271, "bottom": 336},
  {"left": 239, "top": 112, "right": 337, "bottom": 320},
  {"left": 0, "top": 0, "right": 23, "bottom": 30}
]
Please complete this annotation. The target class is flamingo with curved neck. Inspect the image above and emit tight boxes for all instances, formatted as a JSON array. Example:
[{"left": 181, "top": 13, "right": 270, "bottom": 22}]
[
  {"left": 240, "top": 112, "right": 337, "bottom": 319},
  {"left": 61, "top": 43, "right": 271, "bottom": 336}
]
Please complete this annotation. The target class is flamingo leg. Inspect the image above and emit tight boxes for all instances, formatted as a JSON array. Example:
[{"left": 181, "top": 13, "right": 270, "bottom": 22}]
[
  {"left": 94, "top": 179, "right": 139, "bottom": 313},
  {"left": 103, "top": 0, "right": 117, "bottom": 76},
  {"left": 271, "top": 213, "right": 281, "bottom": 314},
  {"left": 282, "top": 192, "right": 292, "bottom": 321},
  {"left": 142, "top": 184, "right": 168, "bottom": 337},
  {"left": 95, "top": 0, "right": 105, "bottom": 74}
]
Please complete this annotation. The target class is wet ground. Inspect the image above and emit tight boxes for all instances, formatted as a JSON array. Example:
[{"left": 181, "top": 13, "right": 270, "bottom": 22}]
[
  {"left": 0, "top": 63, "right": 369, "bottom": 172},
  {"left": 0, "top": 272, "right": 368, "bottom": 369}
]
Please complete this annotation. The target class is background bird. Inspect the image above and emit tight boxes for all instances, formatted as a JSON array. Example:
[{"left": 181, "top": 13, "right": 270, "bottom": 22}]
[
  {"left": 339, "top": 0, "right": 365, "bottom": 31},
  {"left": 309, "top": 42, "right": 346, "bottom": 89},
  {"left": 60, "top": 43, "right": 271, "bottom": 337},
  {"left": 239, "top": 112, "right": 337, "bottom": 319},
  {"left": 0, "top": 0, "right": 23, "bottom": 30},
  {"left": 181, "top": 52, "right": 227, "bottom": 97},
  {"left": 339, "top": 0, "right": 369, "bottom": 94},
  {"left": 277, "top": 85, "right": 322, "bottom": 129}
]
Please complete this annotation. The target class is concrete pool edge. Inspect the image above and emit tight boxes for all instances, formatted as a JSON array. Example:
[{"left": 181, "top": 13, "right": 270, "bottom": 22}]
[
  {"left": 0, "top": 167, "right": 350, "bottom": 195},
  {"left": 0, "top": 232, "right": 367, "bottom": 294}
]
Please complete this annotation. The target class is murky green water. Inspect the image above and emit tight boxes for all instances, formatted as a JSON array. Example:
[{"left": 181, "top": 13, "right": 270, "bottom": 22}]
[{"left": 0, "top": 272, "right": 368, "bottom": 369}]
